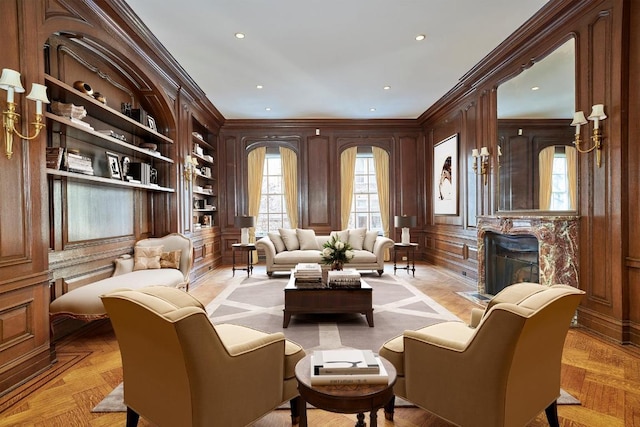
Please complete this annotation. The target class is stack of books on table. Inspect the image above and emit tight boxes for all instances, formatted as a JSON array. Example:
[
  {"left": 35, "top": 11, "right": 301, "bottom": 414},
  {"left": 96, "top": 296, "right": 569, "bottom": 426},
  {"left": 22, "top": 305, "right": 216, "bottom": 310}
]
[
  {"left": 310, "top": 349, "right": 389, "bottom": 385},
  {"left": 327, "top": 269, "right": 361, "bottom": 288},
  {"left": 293, "top": 263, "right": 323, "bottom": 288}
]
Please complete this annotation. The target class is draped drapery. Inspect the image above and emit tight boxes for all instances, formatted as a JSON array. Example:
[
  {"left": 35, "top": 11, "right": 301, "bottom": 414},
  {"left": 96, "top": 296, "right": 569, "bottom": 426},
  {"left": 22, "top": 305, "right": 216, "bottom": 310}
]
[
  {"left": 280, "top": 147, "right": 298, "bottom": 228},
  {"left": 340, "top": 147, "right": 358, "bottom": 229},
  {"left": 247, "top": 147, "right": 266, "bottom": 263},
  {"left": 538, "top": 146, "right": 555, "bottom": 210},
  {"left": 566, "top": 146, "right": 577, "bottom": 210},
  {"left": 372, "top": 147, "right": 391, "bottom": 261}
]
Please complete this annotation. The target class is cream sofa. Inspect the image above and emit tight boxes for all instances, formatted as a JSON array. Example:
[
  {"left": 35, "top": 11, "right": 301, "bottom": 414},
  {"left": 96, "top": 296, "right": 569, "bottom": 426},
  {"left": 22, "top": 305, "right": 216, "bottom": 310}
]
[
  {"left": 50, "top": 233, "right": 193, "bottom": 321},
  {"left": 255, "top": 228, "right": 394, "bottom": 276}
]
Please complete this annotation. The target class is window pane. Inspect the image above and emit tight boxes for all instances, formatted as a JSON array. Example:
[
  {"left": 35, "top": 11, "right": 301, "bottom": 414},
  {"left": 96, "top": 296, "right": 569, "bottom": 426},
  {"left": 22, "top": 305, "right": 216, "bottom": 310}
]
[{"left": 347, "top": 152, "right": 384, "bottom": 232}]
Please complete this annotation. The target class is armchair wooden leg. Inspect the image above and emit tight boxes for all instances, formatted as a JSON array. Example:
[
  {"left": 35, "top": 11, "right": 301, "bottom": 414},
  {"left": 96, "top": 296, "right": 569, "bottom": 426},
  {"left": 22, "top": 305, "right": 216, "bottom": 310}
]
[
  {"left": 545, "top": 400, "right": 559, "bottom": 427},
  {"left": 290, "top": 397, "right": 300, "bottom": 425},
  {"left": 384, "top": 395, "right": 395, "bottom": 421},
  {"left": 126, "top": 407, "right": 139, "bottom": 427}
]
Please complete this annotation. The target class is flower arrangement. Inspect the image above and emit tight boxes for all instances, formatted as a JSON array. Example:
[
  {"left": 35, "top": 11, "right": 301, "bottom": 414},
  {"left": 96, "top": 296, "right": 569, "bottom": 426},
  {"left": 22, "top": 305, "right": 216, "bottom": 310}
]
[{"left": 321, "top": 235, "right": 355, "bottom": 270}]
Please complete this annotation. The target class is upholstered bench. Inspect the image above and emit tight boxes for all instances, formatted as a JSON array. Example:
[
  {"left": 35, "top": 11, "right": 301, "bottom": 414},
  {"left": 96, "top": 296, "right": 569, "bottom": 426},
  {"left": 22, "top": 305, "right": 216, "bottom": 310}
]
[{"left": 50, "top": 233, "right": 193, "bottom": 321}]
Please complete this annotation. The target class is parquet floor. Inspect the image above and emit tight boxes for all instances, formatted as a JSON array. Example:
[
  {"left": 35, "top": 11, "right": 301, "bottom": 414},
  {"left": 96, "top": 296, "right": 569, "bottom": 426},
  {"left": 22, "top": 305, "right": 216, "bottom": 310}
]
[{"left": 1, "top": 263, "right": 639, "bottom": 426}]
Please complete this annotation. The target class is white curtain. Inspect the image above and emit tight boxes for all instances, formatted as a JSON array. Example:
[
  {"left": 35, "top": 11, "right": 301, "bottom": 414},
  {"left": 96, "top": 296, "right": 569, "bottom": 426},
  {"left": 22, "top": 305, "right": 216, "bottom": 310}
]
[
  {"left": 280, "top": 147, "right": 298, "bottom": 228},
  {"left": 566, "top": 146, "right": 577, "bottom": 210},
  {"left": 538, "top": 146, "right": 555, "bottom": 210},
  {"left": 340, "top": 147, "right": 358, "bottom": 229},
  {"left": 372, "top": 147, "right": 391, "bottom": 261},
  {"left": 247, "top": 147, "right": 266, "bottom": 263}
]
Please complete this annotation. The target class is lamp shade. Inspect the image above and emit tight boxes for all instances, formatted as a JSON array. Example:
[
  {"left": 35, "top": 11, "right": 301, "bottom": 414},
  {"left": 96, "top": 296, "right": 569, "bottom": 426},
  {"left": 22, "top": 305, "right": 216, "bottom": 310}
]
[
  {"left": 588, "top": 104, "right": 607, "bottom": 121},
  {"left": 570, "top": 111, "right": 587, "bottom": 126},
  {"left": 26, "top": 83, "right": 50, "bottom": 104},
  {"left": 394, "top": 215, "right": 417, "bottom": 228},
  {"left": 0, "top": 68, "right": 25, "bottom": 92},
  {"left": 234, "top": 215, "right": 255, "bottom": 228}
]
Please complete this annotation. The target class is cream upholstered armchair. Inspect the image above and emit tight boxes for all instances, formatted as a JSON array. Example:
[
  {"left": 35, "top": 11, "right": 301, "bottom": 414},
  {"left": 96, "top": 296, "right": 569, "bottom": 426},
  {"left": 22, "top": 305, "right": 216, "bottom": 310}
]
[
  {"left": 379, "top": 283, "right": 584, "bottom": 427},
  {"left": 101, "top": 286, "right": 306, "bottom": 427}
]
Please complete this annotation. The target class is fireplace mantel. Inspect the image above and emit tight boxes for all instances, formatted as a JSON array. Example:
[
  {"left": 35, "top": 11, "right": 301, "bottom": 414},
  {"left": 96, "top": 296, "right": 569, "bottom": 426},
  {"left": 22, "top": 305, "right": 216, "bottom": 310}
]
[{"left": 477, "top": 215, "right": 580, "bottom": 293}]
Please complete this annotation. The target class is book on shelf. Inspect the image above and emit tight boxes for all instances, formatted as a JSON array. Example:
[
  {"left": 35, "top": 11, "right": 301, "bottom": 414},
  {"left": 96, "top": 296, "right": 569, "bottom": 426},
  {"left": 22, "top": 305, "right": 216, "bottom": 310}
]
[
  {"left": 310, "top": 351, "right": 388, "bottom": 385},
  {"left": 46, "top": 147, "right": 65, "bottom": 170},
  {"left": 313, "top": 349, "right": 380, "bottom": 375}
]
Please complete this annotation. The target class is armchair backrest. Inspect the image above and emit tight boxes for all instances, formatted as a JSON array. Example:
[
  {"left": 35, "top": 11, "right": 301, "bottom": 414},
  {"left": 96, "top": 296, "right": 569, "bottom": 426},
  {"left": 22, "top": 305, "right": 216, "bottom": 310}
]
[
  {"left": 101, "top": 286, "right": 237, "bottom": 427},
  {"left": 135, "top": 233, "right": 193, "bottom": 281}
]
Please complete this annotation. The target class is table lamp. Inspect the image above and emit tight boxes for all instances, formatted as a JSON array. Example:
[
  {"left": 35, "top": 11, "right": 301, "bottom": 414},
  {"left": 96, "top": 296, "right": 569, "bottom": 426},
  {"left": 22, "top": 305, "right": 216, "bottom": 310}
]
[
  {"left": 394, "top": 215, "right": 417, "bottom": 245},
  {"left": 235, "top": 215, "right": 255, "bottom": 245}
]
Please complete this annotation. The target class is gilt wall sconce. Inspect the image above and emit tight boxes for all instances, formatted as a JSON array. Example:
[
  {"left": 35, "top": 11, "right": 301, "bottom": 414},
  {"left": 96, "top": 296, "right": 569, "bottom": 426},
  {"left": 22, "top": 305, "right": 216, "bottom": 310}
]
[
  {"left": 571, "top": 104, "right": 606, "bottom": 168},
  {"left": 472, "top": 146, "right": 490, "bottom": 185},
  {"left": 184, "top": 155, "right": 199, "bottom": 189},
  {"left": 0, "top": 68, "right": 50, "bottom": 159}
]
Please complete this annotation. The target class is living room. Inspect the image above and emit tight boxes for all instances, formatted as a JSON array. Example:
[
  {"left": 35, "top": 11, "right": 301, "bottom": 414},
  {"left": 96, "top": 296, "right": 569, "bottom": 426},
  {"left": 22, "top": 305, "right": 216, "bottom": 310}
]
[{"left": 1, "top": 0, "right": 640, "bottom": 425}]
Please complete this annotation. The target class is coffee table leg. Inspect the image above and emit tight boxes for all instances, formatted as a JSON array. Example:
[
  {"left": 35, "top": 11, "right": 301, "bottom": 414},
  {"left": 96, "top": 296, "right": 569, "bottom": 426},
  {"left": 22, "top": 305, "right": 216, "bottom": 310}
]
[
  {"left": 283, "top": 311, "right": 291, "bottom": 328},
  {"left": 365, "top": 310, "right": 374, "bottom": 327},
  {"left": 298, "top": 395, "right": 308, "bottom": 427},
  {"left": 355, "top": 412, "right": 366, "bottom": 427}
]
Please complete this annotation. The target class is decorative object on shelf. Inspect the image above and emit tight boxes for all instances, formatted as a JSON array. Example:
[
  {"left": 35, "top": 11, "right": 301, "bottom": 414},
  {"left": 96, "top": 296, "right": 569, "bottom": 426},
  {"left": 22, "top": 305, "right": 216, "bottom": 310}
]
[
  {"left": 51, "top": 101, "right": 87, "bottom": 120},
  {"left": 131, "top": 108, "right": 147, "bottom": 125},
  {"left": 120, "top": 156, "right": 131, "bottom": 180},
  {"left": 121, "top": 102, "right": 132, "bottom": 117},
  {"left": 73, "top": 80, "right": 93, "bottom": 95},
  {"left": 139, "top": 142, "right": 158, "bottom": 151},
  {"left": 192, "top": 131, "right": 204, "bottom": 141},
  {"left": 46, "top": 146, "right": 65, "bottom": 170},
  {"left": 96, "top": 129, "right": 126, "bottom": 141},
  {"left": 92, "top": 92, "right": 106, "bottom": 104},
  {"left": 202, "top": 215, "right": 213, "bottom": 227},
  {"left": 394, "top": 215, "right": 417, "bottom": 245},
  {"left": 433, "top": 133, "right": 458, "bottom": 215},
  {"left": 471, "top": 146, "right": 490, "bottom": 185},
  {"left": 321, "top": 235, "right": 354, "bottom": 271},
  {"left": 149, "top": 168, "right": 158, "bottom": 185},
  {"left": 571, "top": 104, "right": 606, "bottom": 167},
  {"left": 234, "top": 215, "right": 255, "bottom": 244},
  {"left": 184, "top": 155, "right": 199, "bottom": 189},
  {"left": 147, "top": 116, "right": 157, "bottom": 131},
  {"left": 106, "top": 151, "right": 122, "bottom": 180},
  {"left": 0, "top": 68, "right": 50, "bottom": 159},
  {"left": 65, "top": 150, "right": 94, "bottom": 175}
]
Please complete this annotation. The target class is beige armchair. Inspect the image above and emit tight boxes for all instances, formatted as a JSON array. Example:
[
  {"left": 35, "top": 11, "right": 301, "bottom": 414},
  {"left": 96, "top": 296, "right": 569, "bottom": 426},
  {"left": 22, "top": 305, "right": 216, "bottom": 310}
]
[
  {"left": 379, "top": 283, "right": 584, "bottom": 427},
  {"left": 101, "top": 286, "right": 306, "bottom": 427}
]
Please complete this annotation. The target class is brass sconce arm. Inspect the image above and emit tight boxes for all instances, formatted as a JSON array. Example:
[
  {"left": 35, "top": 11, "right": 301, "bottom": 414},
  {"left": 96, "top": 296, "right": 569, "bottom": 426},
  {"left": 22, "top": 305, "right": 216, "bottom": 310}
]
[
  {"left": 472, "top": 146, "right": 490, "bottom": 185},
  {"left": 571, "top": 105, "right": 606, "bottom": 168}
]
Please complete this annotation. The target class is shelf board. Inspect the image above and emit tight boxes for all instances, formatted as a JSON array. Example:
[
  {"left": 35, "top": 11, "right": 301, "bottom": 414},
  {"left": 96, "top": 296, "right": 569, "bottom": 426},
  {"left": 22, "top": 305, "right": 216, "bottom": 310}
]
[
  {"left": 45, "top": 74, "right": 173, "bottom": 145},
  {"left": 192, "top": 151, "right": 214, "bottom": 165},
  {"left": 47, "top": 168, "right": 175, "bottom": 193},
  {"left": 193, "top": 208, "right": 217, "bottom": 212},
  {"left": 193, "top": 189, "right": 215, "bottom": 196},
  {"left": 46, "top": 112, "right": 174, "bottom": 164}
]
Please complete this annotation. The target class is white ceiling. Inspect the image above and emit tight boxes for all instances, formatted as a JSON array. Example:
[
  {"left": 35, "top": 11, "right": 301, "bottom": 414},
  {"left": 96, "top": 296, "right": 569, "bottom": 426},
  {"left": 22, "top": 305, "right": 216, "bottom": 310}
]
[{"left": 124, "top": 0, "right": 552, "bottom": 120}]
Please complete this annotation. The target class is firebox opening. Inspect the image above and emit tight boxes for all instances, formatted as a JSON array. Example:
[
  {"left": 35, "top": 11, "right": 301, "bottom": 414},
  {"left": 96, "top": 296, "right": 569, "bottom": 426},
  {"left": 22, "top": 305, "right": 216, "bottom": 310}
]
[{"left": 485, "top": 232, "right": 539, "bottom": 295}]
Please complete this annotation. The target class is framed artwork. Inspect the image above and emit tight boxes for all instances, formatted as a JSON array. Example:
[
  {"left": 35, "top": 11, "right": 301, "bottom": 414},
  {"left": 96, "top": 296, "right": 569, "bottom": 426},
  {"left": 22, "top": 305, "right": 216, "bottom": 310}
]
[
  {"left": 147, "top": 116, "right": 157, "bottom": 132},
  {"left": 106, "top": 151, "right": 122, "bottom": 180},
  {"left": 433, "top": 134, "right": 458, "bottom": 215}
]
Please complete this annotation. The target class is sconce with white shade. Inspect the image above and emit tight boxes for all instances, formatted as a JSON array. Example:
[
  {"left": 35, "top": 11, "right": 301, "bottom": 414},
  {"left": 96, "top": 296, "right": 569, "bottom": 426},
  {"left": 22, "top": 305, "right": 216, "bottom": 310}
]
[
  {"left": 183, "top": 155, "right": 199, "bottom": 189},
  {"left": 571, "top": 104, "right": 606, "bottom": 167},
  {"left": 0, "top": 68, "right": 50, "bottom": 159},
  {"left": 472, "top": 146, "right": 490, "bottom": 185},
  {"left": 235, "top": 215, "right": 255, "bottom": 245},
  {"left": 394, "top": 215, "right": 417, "bottom": 245}
]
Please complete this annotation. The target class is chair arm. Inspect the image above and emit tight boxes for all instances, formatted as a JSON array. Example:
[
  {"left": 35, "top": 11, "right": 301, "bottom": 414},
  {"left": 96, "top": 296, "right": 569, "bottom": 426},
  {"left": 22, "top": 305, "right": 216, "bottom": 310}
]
[
  {"left": 372, "top": 236, "right": 394, "bottom": 257},
  {"left": 226, "top": 332, "right": 287, "bottom": 356},
  {"left": 112, "top": 255, "right": 134, "bottom": 276},
  {"left": 469, "top": 307, "right": 485, "bottom": 328},
  {"left": 255, "top": 237, "right": 277, "bottom": 264},
  {"left": 404, "top": 321, "right": 474, "bottom": 352}
]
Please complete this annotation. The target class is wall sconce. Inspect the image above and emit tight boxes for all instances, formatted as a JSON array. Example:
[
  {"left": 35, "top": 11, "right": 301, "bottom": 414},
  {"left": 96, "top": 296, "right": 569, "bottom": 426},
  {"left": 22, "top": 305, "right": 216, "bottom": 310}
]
[
  {"left": 472, "top": 146, "right": 490, "bottom": 185},
  {"left": 234, "top": 215, "right": 256, "bottom": 245},
  {"left": 0, "top": 68, "right": 50, "bottom": 159},
  {"left": 571, "top": 104, "right": 606, "bottom": 168},
  {"left": 183, "top": 155, "right": 198, "bottom": 189},
  {"left": 394, "top": 215, "right": 417, "bottom": 245}
]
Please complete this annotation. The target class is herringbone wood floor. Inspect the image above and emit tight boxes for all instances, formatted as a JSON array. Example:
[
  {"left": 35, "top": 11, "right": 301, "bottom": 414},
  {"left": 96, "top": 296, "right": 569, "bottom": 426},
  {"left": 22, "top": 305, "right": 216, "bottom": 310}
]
[{"left": 1, "top": 263, "right": 639, "bottom": 426}]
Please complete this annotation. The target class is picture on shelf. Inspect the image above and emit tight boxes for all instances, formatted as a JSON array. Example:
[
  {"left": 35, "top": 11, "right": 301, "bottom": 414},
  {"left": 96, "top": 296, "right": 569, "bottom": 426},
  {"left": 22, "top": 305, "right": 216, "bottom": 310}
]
[
  {"left": 147, "top": 116, "right": 157, "bottom": 131},
  {"left": 106, "top": 151, "right": 122, "bottom": 180},
  {"left": 202, "top": 215, "right": 213, "bottom": 227}
]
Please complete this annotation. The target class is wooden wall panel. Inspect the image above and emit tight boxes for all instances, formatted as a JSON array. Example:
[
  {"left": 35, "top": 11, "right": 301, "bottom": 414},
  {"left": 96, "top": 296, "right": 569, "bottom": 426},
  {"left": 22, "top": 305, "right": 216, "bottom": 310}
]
[{"left": 306, "top": 136, "right": 331, "bottom": 229}]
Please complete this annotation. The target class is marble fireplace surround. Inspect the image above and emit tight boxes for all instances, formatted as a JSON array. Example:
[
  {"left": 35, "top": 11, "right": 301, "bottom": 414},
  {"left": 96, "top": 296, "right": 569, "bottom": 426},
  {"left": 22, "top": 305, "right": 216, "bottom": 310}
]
[{"left": 477, "top": 215, "right": 579, "bottom": 294}]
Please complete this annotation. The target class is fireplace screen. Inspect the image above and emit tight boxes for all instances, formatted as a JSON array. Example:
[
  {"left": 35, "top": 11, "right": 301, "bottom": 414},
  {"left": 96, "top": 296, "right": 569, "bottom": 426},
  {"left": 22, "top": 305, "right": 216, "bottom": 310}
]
[{"left": 484, "top": 232, "right": 539, "bottom": 295}]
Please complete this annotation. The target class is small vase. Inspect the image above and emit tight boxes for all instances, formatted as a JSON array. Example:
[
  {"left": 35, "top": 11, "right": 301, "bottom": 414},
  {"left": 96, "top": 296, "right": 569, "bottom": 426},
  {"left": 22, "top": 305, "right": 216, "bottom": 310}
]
[{"left": 332, "top": 260, "right": 343, "bottom": 271}]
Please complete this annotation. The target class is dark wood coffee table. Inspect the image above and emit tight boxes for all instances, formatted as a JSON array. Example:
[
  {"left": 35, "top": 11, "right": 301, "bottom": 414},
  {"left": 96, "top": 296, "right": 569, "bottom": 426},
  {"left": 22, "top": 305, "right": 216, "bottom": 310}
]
[
  {"left": 295, "top": 353, "right": 397, "bottom": 427},
  {"left": 283, "top": 275, "right": 373, "bottom": 327}
]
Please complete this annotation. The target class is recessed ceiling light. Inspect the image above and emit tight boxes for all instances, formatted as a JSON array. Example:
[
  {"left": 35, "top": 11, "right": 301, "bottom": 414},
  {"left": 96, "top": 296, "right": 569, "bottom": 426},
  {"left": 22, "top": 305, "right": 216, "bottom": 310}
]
[
  {"left": 531, "top": 86, "right": 540, "bottom": 91},
  {"left": 370, "top": 108, "right": 376, "bottom": 112},
  {"left": 265, "top": 107, "right": 271, "bottom": 111},
  {"left": 415, "top": 34, "right": 426, "bottom": 41},
  {"left": 383, "top": 85, "right": 391, "bottom": 90},
  {"left": 256, "top": 85, "right": 263, "bottom": 89},
  {"left": 235, "top": 32, "right": 245, "bottom": 39}
]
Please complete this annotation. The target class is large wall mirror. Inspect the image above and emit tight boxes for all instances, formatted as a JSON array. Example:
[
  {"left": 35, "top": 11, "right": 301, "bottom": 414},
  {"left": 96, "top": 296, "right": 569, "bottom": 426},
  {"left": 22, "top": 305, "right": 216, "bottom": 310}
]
[{"left": 497, "top": 37, "right": 576, "bottom": 212}]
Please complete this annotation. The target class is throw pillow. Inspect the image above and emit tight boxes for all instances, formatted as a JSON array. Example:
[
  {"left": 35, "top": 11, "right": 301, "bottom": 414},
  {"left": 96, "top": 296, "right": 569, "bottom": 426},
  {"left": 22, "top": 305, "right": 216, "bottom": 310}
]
[
  {"left": 297, "top": 229, "right": 319, "bottom": 250},
  {"left": 268, "top": 232, "right": 287, "bottom": 253},
  {"left": 330, "top": 229, "right": 350, "bottom": 244},
  {"left": 348, "top": 228, "right": 367, "bottom": 250},
  {"left": 279, "top": 228, "right": 300, "bottom": 251},
  {"left": 160, "top": 250, "right": 182, "bottom": 269},
  {"left": 133, "top": 245, "right": 163, "bottom": 270},
  {"left": 363, "top": 230, "right": 378, "bottom": 252}
]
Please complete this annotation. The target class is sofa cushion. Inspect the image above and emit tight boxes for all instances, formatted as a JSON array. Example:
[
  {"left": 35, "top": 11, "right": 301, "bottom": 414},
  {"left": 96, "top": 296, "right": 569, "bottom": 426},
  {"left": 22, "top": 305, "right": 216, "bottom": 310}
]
[
  {"left": 274, "top": 250, "right": 323, "bottom": 264},
  {"left": 350, "top": 250, "right": 377, "bottom": 263},
  {"left": 297, "top": 229, "right": 320, "bottom": 250},
  {"left": 363, "top": 230, "right": 378, "bottom": 252},
  {"left": 268, "top": 231, "right": 287, "bottom": 253},
  {"left": 50, "top": 268, "right": 185, "bottom": 319},
  {"left": 160, "top": 250, "right": 182, "bottom": 269},
  {"left": 348, "top": 228, "right": 367, "bottom": 250},
  {"left": 330, "top": 229, "right": 349, "bottom": 244},
  {"left": 133, "top": 245, "right": 163, "bottom": 270},
  {"left": 279, "top": 228, "right": 300, "bottom": 251}
]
